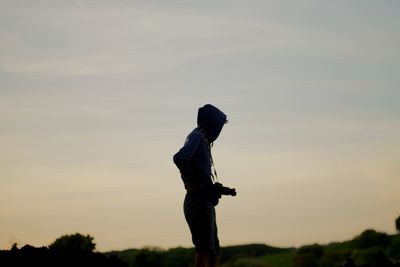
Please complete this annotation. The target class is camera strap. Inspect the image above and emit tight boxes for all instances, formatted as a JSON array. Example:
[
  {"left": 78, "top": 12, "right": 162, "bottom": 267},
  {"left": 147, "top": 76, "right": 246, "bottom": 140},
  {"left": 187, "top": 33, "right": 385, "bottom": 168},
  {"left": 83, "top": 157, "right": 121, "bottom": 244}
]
[
  {"left": 198, "top": 129, "right": 219, "bottom": 183},
  {"left": 209, "top": 142, "right": 219, "bottom": 183}
]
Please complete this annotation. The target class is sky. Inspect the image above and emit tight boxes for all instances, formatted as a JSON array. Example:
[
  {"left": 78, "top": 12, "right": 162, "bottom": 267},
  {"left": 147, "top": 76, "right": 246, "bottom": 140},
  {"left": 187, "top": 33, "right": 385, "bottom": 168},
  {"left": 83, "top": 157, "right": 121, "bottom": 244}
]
[{"left": 1, "top": 0, "right": 399, "bottom": 252}]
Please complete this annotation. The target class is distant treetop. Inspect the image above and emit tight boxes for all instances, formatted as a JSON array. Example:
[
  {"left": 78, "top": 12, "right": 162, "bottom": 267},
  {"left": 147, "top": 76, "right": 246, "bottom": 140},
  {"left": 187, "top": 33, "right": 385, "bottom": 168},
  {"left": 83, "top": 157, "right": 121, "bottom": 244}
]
[{"left": 49, "top": 233, "right": 96, "bottom": 253}]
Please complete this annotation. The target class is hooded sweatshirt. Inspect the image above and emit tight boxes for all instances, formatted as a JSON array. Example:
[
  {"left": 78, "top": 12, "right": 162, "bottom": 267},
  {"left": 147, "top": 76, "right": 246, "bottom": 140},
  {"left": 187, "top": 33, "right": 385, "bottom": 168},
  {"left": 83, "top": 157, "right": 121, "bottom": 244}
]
[{"left": 173, "top": 104, "right": 227, "bottom": 204}]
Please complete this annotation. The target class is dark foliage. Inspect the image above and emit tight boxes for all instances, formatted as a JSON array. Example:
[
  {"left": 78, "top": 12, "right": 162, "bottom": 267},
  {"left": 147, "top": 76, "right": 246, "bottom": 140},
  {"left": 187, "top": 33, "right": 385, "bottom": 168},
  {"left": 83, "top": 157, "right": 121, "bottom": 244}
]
[
  {"left": 106, "top": 246, "right": 196, "bottom": 267},
  {"left": 108, "top": 244, "right": 291, "bottom": 267},
  {"left": 49, "top": 233, "right": 96, "bottom": 253},
  {"left": 342, "top": 251, "right": 400, "bottom": 267},
  {"left": 352, "top": 229, "right": 391, "bottom": 250},
  {"left": 297, "top": 244, "right": 324, "bottom": 258},
  {"left": 133, "top": 248, "right": 164, "bottom": 267},
  {"left": 223, "top": 257, "right": 271, "bottom": 267},
  {"left": 294, "top": 244, "right": 324, "bottom": 267},
  {"left": 292, "top": 232, "right": 400, "bottom": 267},
  {"left": 105, "top": 248, "right": 140, "bottom": 266},
  {"left": 0, "top": 244, "right": 128, "bottom": 267},
  {"left": 220, "top": 243, "right": 293, "bottom": 263},
  {"left": 162, "top": 247, "right": 195, "bottom": 267},
  {"left": 387, "top": 235, "right": 400, "bottom": 259}
]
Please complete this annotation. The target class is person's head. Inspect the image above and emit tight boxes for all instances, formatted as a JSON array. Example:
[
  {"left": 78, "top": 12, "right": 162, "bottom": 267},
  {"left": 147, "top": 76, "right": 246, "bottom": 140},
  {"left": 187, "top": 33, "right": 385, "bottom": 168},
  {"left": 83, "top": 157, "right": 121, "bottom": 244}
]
[{"left": 197, "top": 104, "right": 227, "bottom": 143}]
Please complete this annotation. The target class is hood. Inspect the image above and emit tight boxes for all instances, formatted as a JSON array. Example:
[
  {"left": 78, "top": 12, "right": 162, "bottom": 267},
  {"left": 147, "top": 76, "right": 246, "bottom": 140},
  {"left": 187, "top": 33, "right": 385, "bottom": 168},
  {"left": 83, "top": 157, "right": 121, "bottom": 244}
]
[{"left": 197, "top": 104, "right": 227, "bottom": 143}]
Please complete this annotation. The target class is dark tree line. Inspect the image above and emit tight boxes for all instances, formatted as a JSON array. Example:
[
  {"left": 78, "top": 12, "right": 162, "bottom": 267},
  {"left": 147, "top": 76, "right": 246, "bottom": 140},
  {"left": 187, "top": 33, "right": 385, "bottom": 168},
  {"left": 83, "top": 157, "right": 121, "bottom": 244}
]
[
  {"left": 2, "top": 216, "right": 400, "bottom": 267},
  {"left": 293, "top": 229, "right": 400, "bottom": 267},
  {"left": 110, "top": 244, "right": 292, "bottom": 267},
  {"left": 0, "top": 233, "right": 127, "bottom": 267}
]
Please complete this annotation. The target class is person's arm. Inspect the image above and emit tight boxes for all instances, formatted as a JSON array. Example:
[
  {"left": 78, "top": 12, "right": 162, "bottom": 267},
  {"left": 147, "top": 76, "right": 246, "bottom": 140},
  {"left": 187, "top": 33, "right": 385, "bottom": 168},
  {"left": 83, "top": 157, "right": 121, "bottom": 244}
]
[{"left": 173, "top": 131, "right": 202, "bottom": 177}]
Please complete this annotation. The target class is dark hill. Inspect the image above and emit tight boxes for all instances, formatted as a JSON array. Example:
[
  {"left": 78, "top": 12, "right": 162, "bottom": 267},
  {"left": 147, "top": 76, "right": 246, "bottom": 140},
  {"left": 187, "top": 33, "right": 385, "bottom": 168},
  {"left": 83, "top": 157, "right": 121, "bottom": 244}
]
[
  {"left": 220, "top": 243, "right": 294, "bottom": 262},
  {"left": 105, "top": 243, "right": 294, "bottom": 267}
]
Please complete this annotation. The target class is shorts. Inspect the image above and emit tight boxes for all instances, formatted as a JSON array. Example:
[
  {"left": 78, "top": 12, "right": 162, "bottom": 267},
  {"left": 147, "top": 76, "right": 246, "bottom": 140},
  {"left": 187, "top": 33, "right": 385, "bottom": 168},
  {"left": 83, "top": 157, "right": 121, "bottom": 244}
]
[{"left": 183, "top": 192, "right": 220, "bottom": 256}]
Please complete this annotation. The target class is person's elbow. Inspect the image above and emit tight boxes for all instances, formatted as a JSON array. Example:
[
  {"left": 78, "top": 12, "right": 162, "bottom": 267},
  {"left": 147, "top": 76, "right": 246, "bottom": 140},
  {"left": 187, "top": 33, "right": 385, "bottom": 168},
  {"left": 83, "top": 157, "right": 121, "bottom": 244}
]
[
  {"left": 173, "top": 153, "right": 187, "bottom": 170},
  {"left": 173, "top": 153, "right": 181, "bottom": 165}
]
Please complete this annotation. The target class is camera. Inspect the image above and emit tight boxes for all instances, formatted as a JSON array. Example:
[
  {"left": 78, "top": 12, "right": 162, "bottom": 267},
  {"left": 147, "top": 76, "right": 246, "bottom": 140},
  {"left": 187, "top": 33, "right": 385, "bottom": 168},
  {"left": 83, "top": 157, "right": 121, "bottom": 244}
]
[{"left": 214, "top": 182, "right": 237, "bottom": 196}]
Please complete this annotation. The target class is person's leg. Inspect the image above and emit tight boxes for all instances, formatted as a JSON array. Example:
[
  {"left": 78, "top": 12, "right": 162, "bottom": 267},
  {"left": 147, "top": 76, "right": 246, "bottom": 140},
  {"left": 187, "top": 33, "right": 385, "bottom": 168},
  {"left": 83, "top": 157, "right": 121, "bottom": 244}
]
[
  {"left": 195, "top": 253, "right": 219, "bottom": 267},
  {"left": 184, "top": 196, "right": 217, "bottom": 267},
  {"left": 210, "top": 208, "right": 220, "bottom": 267},
  {"left": 209, "top": 254, "right": 220, "bottom": 267},
  {"left": 195, "top": 252, "right": 209, "bottom": 267}
]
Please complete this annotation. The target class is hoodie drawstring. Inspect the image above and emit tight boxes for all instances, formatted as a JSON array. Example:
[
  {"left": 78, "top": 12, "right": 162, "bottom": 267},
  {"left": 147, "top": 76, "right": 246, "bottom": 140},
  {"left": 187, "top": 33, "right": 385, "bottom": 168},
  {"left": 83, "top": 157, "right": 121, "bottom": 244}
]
[{"left": 199, "top": 129, "right": 219, "bottom": 183}]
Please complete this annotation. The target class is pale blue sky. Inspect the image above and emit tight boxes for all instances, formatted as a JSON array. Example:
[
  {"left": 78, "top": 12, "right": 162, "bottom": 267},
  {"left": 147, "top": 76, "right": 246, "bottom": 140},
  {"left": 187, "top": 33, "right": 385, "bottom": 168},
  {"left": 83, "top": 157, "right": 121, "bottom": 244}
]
[{"left": 1, "top": 1, "right": 399, "bottom": 251}]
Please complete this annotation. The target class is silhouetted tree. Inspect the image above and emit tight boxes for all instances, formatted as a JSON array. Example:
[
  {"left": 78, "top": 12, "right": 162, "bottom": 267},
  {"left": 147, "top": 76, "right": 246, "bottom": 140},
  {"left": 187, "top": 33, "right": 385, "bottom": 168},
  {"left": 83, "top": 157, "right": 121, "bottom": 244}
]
[
  {"left": 352, "top": 229, "right": 391, "bottom": 249},
  {"left": 11, "top": 243, "right": 18, "bottom": 251},
  {"left": 293, "top": 244, "right": 324, "bottom": 267},
  {"left": 0, "top": 242, "right": 127, "bottom": 267},
  {"left": 396, "top": 216, "right": 400, "bottom": 233},
  {"left": 49, "top": 233, "right": 96, "bottom": 253}
]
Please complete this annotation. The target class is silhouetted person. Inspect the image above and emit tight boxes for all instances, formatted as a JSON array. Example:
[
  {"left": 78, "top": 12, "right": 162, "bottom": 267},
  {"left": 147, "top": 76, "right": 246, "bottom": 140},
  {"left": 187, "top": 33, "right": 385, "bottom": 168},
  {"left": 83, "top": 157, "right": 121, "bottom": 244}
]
[{"left": 173, "top": 104, "right": 234, "bottom": 267}]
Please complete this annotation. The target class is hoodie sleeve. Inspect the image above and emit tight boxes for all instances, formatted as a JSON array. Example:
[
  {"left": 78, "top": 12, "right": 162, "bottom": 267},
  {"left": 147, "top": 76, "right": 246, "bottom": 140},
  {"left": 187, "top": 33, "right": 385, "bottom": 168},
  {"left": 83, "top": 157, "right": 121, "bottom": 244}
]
[{"left": 173, "top": 131, "right": 202, "bottom": 177}]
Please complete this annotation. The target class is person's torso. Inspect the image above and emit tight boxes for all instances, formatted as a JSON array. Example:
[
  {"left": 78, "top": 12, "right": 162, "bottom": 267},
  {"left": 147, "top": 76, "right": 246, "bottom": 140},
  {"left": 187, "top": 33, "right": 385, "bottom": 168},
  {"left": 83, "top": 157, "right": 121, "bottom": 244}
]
[{"left": 184, "top": 129, "right": 212, "bottom": 192}]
